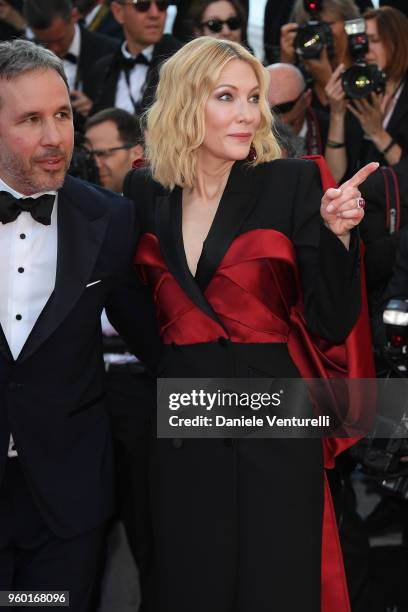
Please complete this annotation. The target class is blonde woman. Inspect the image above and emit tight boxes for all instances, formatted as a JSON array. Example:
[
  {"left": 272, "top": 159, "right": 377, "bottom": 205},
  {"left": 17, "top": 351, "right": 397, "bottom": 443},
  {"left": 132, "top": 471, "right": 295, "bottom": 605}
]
[{"left": 124, "top": 37, "right": 376, "bottom": 612}]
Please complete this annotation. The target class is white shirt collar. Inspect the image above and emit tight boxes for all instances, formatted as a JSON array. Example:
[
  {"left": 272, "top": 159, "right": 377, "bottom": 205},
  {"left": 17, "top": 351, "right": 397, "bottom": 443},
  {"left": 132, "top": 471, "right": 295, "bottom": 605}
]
[
  {"left": 67, "top": 23, "right": 81, "bottom": 59},
  {"left": 0, "top": 177, "right": 57, "bottom": 200},
  {"left": 121, "top": 41, "right": 154, "bottom": 62}
]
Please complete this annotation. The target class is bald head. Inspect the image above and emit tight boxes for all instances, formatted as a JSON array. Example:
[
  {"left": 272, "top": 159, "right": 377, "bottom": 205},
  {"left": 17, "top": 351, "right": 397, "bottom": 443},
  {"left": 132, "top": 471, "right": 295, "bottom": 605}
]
[{"left": 266, "top": 63, "right": 306, "bottom": 107}]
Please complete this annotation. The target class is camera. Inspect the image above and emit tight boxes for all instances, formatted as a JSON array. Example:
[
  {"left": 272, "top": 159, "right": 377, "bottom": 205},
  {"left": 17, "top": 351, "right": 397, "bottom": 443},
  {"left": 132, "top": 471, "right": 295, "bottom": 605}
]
[
  {"left": 341, "top": 18, "right": 387, "bottom": 99},
  {"left": 294, "top": 0, "right": 334, "bottom": 60},
  {"left": 350, "top": 299, "right": 408, "bottom": 500},
  {"left": 68, "top": 131, "right": 100, "bottom": 185}
]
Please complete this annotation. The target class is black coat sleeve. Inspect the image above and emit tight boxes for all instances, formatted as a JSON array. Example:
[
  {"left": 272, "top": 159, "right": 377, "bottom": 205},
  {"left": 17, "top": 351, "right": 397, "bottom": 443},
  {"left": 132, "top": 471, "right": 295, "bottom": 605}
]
[
  {"left": 104, "top": 195, "right": 162, "bottom": 373},
  {"left": 291, "top": 161, "right": 361, "bottom": 342}
]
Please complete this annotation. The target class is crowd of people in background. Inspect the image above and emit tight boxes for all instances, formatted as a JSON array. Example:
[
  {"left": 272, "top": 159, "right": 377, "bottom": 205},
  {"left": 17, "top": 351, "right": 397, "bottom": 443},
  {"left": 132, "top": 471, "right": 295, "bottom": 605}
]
[{"left": 1, "top": 1, "right": 408, "bottom": 610}]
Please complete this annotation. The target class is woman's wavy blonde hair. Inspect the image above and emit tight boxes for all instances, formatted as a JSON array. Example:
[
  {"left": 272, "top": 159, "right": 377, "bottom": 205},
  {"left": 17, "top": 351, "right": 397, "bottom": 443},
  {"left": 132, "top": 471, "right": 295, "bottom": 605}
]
[{"left": 145, "top": 37, "right": 281, "bottom": 190}]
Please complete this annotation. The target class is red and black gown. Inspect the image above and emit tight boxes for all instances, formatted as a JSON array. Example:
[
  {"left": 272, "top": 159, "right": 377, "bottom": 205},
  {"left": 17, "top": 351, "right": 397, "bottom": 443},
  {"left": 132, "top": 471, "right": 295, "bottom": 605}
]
[{"left": 124, "top": 157, "right": 372, "bottom": 612}]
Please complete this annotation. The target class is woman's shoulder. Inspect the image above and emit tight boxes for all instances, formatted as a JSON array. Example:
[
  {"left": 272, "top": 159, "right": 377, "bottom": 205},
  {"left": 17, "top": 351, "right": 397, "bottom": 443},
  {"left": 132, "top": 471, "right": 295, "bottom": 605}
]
[
  {"left": 253, "top": 157, "right": 320, "bottom": 185},
  {"left": 123, "top": 166, "right": 167, "bottom": 202}
]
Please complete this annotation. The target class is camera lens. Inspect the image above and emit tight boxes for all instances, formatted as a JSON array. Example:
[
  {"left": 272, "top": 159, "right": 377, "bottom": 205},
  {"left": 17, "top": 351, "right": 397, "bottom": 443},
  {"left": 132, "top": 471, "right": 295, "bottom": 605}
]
[
  {"left": 342, "top": 64, "right": 387, "bottom": 99},
  {"left": 295, "top": 25, "right": 324, "bottom": 59}
]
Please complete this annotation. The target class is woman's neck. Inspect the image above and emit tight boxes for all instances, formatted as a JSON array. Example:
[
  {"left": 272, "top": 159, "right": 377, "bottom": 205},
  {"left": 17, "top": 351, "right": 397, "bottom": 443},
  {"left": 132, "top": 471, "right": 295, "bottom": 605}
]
[{"left": 192, "top": 153, "right": 234, "bottom": 202}]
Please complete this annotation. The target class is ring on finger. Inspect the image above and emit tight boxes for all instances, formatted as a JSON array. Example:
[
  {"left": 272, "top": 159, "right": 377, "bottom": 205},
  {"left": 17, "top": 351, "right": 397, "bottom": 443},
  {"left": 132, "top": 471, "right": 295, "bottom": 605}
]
[{"left": 356, "top": 197, "right": 365, "bottom": 209}]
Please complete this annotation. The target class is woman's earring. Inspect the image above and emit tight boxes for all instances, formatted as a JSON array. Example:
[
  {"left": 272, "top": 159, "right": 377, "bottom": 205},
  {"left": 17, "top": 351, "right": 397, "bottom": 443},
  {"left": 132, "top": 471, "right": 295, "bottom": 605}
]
[{"left": 247, "top": 144, "right": 257, "bottom": 162}]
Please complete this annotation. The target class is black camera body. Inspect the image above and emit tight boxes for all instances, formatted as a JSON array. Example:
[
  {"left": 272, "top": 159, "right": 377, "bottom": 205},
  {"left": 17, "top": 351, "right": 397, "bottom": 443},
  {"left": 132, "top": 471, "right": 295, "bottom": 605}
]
[
  {"left": 294, "top": 0, "right": 335, "bottom": 60},
  {"left": 68, "top": 131, "right": 100, "bottom": 185},
  {"left": 341, "top": 18, "right": 386, "bottom": 99}
]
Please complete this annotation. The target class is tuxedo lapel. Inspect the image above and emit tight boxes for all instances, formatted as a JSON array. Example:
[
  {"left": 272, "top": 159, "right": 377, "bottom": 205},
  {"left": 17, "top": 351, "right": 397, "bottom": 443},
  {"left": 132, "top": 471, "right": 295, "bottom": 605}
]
[
  {"left": 195, "top": 160, "right": 257, "bottom": 290},
  {"left": 0, "top": 324, "right": 13, "bottom": 361},
  {"left": 156, "top": 188, "right": 224, "bottom": 328},
  {"left": 17, "top": 182, "right": 110, "bottom": 363}
]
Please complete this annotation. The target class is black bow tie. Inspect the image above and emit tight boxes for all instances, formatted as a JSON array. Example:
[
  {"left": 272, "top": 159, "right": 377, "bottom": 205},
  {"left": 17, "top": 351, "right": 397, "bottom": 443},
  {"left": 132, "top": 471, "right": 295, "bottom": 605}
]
[
  {"left": 0, "top": 192, "right": 55, "bottom": 225},
  {"left": 120, "top": 53, "right": 150, "bottom": 71},
  {"left": 64, "top": 52, "right": 78, "bottom": 65}
]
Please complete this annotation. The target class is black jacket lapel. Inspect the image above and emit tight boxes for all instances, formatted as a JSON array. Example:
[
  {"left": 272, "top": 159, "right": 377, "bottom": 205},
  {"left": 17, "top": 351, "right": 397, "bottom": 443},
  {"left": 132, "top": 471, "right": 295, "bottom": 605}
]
[
  {"left": 156, "top": 188, "right": 224, "bottom": 328},
  {"left": 17, "top": 181, "right": 110, "bottom": 363},
  {"left": 0, "top": 324, "right": 13, "bottom": 361},
  {"left": 195, "top": 160, "right": 257, "bottom": 290}
]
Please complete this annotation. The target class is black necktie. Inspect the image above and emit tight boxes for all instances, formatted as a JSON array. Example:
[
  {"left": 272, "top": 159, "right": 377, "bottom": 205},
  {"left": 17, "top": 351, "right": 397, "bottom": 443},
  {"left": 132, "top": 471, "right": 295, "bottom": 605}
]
[
  {"left": 64, "top": 52, "right": 78, "bottom": 65},
  {"left": 0, "top": 192, "right": 55, "bottom": 225},
  {"left": 120, "top": 53, "right": 150, "bottom": 72}
]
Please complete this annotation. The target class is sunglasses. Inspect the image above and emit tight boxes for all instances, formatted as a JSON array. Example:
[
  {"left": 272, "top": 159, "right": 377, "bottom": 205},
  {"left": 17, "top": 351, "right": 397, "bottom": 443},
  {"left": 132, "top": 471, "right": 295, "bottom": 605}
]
[
  {"left": 122, "top": 0, "right": 169, "bottom": 12},
  {"left": 271, "top": 89, "right": 306, "bottom": 114},
  {"left": 201, "top": 16, "right": 242, "bottom": 33}
]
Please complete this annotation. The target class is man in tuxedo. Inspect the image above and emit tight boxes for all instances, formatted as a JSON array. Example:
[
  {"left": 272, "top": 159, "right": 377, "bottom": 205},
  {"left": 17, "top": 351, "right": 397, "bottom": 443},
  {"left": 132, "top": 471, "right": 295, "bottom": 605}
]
[
  {"left": 89, "top": 0, "right": 181, "bottom": 116},
  {"left": 24, "top": 0, "right": 119, "bottom": 119},
  {"left": 0, "top": 38, "right": 158, "bottom": 610}
]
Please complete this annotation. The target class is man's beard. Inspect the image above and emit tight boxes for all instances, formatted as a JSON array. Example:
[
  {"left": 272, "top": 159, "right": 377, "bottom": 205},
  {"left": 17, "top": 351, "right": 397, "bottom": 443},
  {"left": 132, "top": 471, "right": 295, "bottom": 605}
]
[{"left": 0, "top": 147, "right": 71, "bottom": 194}]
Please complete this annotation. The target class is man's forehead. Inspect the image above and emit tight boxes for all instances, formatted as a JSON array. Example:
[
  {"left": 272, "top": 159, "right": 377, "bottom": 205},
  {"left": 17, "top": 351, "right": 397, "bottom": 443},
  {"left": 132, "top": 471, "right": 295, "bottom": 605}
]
[
  {"left": 86, "top": 121, "right": 122, "bottom": 144},
  {"left": 0, "top": 71, "right": 70, "bottom": 111}
]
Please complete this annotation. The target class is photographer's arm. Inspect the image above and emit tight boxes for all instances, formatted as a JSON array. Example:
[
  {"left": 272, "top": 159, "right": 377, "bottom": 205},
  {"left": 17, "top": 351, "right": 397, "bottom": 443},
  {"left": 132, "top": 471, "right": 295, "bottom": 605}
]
[
  {"left": 324, "top": 65, "right": 348, "bottom": 183},
  {"left": 280, "top": 23, "right": 298, "bottom": 64},
  {"left": 347, "top": 93, "right": 402, "bottom": 166}
]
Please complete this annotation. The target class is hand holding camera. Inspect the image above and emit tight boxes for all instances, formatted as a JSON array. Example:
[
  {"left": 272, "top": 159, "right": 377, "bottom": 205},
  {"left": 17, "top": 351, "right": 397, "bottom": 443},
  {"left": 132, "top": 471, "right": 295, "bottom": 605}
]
[
  {"left": 280, "top": 22, "right": 298, "bottom": 64},
  {"left": 347, "top": 92, "right": 384, "bottom": 137}
]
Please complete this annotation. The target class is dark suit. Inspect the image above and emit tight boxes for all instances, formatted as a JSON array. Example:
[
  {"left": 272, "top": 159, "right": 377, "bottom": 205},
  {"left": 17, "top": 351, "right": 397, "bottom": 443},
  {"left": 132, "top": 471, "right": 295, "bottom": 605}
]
[
  {"left": 0, "top": 176, "right": 159, "bottom": 609},
  {"left": 89, "top": 34, "right": 182, "bottom": 116},
  {"left": 77, "top": 25, "right": 119, "bottom": 100}
]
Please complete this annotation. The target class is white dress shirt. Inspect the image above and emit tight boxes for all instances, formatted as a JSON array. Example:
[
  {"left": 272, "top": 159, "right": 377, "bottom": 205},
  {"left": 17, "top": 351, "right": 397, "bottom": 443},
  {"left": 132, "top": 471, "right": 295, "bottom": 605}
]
[
  {"left": 0, "top": 178, "right": 58, "bottom": 457},
  {"left": 63, "top": 23, "right": 82, "bottom": 91},
  {"left": 114, "top": 42, "right": 154, "bottom": 113}
]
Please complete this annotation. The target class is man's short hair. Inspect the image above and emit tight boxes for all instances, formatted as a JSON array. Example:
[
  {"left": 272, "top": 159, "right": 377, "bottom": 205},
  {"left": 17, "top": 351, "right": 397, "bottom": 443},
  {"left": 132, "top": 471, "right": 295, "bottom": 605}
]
[
  {"left": 85, "top": 108, "right": 144, "bottom": 148},
  {"left": 0, "top": 39, "right": 69, "bottom": 107},
  {"left": 24, "top": 0, "right": 73, "bottom": 29}
]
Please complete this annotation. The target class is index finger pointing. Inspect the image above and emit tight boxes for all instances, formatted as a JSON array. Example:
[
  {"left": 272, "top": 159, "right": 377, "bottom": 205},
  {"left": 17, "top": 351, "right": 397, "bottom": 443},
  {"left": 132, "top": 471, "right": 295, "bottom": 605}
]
[{"left": 341, "top": 162, "right": 379, "bottom": 190}]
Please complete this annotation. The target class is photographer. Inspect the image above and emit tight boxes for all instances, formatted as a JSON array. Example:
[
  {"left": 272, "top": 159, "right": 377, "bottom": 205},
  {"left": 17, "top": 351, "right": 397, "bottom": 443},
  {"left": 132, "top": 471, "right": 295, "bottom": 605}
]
[
  {"left": 325, "top": 6, "right": 408, "bottom": 182},
  {"left": 280, "top": 0, "right": 360, "bottom": 110}
]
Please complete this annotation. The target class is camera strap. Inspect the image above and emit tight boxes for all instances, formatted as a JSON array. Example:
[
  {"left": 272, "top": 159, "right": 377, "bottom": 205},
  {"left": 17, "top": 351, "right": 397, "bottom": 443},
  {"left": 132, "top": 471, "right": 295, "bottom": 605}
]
[
  {"left": 380, "top": 166, "right": 400, "bottom": 234},
  {"left": 305, "top": 108, "right": 323, "bottom": 155}
]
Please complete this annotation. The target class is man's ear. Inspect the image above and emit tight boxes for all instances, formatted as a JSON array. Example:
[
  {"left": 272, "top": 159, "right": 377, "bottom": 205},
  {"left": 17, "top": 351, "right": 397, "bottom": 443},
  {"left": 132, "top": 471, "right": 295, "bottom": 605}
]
[{"left": 111, "top": 1, "right": 125, "bottom": 26}]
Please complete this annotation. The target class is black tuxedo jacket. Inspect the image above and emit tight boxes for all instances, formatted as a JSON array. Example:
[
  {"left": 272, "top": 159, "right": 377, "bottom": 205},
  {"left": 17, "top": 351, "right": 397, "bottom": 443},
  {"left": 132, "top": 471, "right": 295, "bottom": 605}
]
[
  {"left": 0, "top": 175, "right": 160, "bottom": 538},
  {"left": 77, "top": 25, "right": 119, "bottom": 99},
  {"left": 89, "top": 34, "right": 182, "bottom": 116}
]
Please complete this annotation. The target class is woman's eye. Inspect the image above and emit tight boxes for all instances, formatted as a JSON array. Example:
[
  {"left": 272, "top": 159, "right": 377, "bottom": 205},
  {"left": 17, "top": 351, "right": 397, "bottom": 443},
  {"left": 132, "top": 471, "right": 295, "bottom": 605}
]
[
  {"left": 218, "top": 93, "right": 232, "bottom": 101},
  {"left": 249, "top": 94, "right": 260, "bottom": 103}
]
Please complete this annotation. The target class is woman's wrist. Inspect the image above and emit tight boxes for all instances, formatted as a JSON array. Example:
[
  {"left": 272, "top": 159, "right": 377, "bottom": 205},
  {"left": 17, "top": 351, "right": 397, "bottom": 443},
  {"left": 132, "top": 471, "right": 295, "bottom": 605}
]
[
  {"left": 323, "top": 221, "right": 351, "bottom": 249},
  {"left": 370, "top": 129, "right": 389, "bottom": 151}
]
